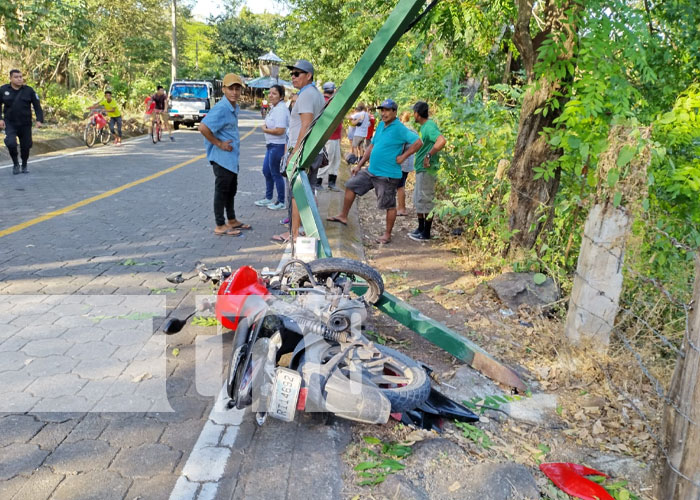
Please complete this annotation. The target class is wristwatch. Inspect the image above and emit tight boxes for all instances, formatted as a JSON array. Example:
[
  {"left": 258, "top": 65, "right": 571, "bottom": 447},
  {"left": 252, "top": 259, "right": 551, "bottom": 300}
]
[{"left": 426, "top": 153, "right": 432, "bottom": 160}]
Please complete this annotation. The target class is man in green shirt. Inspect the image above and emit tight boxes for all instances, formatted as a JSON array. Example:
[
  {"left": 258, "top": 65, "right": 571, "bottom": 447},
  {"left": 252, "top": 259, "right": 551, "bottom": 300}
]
[
  {"left": 93, "top": 90, "right": 122, "bottom": 145},
  {"left": 409, "top": 101, "right": 447, "bottom": 241},
  {"left": 327, "top": 98, "right": 422, "bottom": 244}
]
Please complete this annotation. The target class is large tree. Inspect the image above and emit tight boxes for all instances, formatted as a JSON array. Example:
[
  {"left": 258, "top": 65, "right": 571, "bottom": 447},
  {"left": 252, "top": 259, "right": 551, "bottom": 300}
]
[{"left": 506, "top": 0, "right": 579, "bottom": 250}]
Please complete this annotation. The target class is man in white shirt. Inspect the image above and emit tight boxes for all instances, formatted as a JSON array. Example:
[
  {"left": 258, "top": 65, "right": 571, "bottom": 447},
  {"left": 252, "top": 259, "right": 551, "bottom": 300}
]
[
  {"left": 273, "top": 59, "right": 325, "bottom": 243},
  {"left": 350, "top": 104, "right": 369, "bottom": 158}
]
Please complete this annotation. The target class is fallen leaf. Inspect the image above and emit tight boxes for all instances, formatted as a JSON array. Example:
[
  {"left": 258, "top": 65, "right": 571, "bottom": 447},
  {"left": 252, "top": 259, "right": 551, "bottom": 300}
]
[
  {"left": 592, "top": 419, "right": 605, "bottom": 435},
  {"left": 448, "top": 481, "right": 461, "bottom": 492},
  {"left": 172, "top": 348, "right": 180, "bottom": 357}
]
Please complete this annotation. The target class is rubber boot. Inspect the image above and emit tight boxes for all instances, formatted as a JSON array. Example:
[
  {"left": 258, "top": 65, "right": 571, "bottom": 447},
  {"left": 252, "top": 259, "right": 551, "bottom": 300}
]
[
  {"left": 423, "top": 218, "right": 433, "bottom": 239},
  {"left": 409, "top": 217, "right": 424, "bottom": 237}
]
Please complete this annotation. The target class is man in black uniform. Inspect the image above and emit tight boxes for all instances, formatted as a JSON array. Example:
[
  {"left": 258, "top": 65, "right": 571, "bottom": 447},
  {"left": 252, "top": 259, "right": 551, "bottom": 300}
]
[{"left": 0, "top": 69, "right": 44, "bottom": 174}]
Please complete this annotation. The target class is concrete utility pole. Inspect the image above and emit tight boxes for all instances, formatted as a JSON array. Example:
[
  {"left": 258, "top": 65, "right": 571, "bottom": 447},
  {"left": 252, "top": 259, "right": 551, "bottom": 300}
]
[{"left": 171, "top": 0, "right": 177, "bottom": 82}]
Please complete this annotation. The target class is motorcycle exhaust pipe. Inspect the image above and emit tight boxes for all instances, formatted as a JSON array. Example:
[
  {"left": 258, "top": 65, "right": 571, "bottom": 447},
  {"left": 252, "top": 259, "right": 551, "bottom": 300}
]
[{"left": 319, "top": 371, "right": 391, "bottom": 424}]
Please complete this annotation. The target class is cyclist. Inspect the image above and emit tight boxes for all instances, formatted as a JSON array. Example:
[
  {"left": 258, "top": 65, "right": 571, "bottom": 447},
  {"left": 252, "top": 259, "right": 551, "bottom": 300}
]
[
  {"left": 91, "top": 90, "right": 122, "bottom": 146},
  {"left": 150, "top": 85, "right": 173, "bottom": 142}
]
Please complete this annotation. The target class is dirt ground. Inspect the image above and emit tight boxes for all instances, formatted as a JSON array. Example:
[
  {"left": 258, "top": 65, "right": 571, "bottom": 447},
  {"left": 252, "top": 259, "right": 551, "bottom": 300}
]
[{"left": 339, "top": 181, "right": 659, "bottom": 500}]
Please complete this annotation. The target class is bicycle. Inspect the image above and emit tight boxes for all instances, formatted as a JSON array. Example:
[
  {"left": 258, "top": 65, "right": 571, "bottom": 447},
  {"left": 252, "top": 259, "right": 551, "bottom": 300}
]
[
  {"left": 84, "top": 108, "right": 112, "bottom": 148},
  {"left": 150, "top": 113, "right": 163, "bottom": 144}
]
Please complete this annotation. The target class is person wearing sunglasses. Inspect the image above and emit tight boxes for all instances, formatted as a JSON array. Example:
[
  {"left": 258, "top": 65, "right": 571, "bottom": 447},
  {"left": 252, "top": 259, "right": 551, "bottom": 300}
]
[{"left": 272, "top": 59, "right": 325, "bottom": 244}]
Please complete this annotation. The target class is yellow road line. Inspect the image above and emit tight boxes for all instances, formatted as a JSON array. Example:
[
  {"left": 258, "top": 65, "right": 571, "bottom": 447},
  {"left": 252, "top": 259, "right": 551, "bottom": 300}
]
[{"left": 0, "top": 127, "right": 258, "bottom": 239}]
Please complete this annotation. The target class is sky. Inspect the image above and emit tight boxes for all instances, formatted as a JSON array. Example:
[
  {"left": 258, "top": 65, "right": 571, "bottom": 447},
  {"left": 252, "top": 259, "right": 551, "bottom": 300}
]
[{"left": 190, "top": 0, "right": 288, "bottom": 20}]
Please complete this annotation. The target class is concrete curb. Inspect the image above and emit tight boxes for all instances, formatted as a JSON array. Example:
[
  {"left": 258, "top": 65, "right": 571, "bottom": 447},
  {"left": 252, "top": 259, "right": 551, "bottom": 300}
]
[
  {"left": 0, "top": 131, "right": 147, "bottom": 162},
  {"left": 315, "top": 170, "right": 365, "bottom": 261}
]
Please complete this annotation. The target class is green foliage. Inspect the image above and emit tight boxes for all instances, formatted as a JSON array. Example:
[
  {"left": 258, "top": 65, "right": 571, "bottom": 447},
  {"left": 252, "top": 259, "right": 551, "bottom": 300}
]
[
  {"left": 354, "top": 436, "right": 412, "bottom": 486},
  {"left": 211, "top": 7, "right": 283, "bottom": 76},
  {"left": 463, "top": 393, "right": 523, "bottom": 415},
  {"left": 454, "top": 421, "right": 492, "bottom": 449},
  {"left": 192, "top": 316, "right": 219, "bottom": 326}
]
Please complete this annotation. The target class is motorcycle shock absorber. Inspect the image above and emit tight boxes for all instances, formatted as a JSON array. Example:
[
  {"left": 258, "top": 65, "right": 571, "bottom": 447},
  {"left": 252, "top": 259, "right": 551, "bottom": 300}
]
[{"left": 292, "top": 316, "right": 349, "bottom": 343}]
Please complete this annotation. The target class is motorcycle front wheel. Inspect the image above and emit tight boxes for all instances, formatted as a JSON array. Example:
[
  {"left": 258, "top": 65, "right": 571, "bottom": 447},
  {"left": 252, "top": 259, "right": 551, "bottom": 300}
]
[
  {"left": 84, "top": 124, "right": 96, "bottom": 148},
  {"left": 306, "top": 258, "right": 384, "bottom": 304}
]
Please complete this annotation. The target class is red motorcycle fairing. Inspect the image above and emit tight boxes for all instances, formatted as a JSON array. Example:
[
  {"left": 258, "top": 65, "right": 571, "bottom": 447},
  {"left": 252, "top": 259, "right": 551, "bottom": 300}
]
[{"left": 216, "top": 266, "right": 269, "bottom": 330}]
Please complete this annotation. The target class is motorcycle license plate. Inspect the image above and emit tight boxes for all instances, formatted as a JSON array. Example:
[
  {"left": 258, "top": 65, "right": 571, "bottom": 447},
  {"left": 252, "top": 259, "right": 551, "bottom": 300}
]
[{"left": 269, "top": 368, "right": 301, "bottom": 422}]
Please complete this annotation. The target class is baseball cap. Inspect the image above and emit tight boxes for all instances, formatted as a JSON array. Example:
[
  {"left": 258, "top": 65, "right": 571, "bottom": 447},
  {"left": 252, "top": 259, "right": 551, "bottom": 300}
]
[
  {"left": 412, "top": 101, "right": 429, "bottom": 115},
  {"left": 377, "top": 98, "right": 398, "bottom": 110},
  {"left": 286, "top": 59, "right": 314, "bottom": 75},
  {"left": 322, "top": 81, "right": 336, "bottom": 92},
  {"left": 222, "top": 73, "right": 245, "bottom": 87}
]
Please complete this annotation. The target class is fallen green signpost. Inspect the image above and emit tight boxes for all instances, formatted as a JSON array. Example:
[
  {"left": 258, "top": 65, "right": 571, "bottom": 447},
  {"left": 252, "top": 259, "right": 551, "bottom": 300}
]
[{"left": 285, "top": 0, "right": 526, "bottom": 392}]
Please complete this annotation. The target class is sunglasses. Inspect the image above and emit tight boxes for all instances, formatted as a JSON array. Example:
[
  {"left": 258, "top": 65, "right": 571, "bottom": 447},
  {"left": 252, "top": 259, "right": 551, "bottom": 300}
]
[{"left": 290, "top": 71, "right": 307, "bottom": 77}]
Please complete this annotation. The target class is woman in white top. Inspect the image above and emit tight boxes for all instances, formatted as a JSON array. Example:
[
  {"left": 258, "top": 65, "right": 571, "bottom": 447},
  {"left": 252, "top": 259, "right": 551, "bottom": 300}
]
[{"left": 255, "top": 85, "right": 290, "bottom": 210}]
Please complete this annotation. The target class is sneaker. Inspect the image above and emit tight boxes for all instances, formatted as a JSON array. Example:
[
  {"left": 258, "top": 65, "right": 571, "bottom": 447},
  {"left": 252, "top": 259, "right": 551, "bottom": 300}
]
[
  {"left": 254, "top": 198, "right": 273, "bottom": 207},
  {"left": 408, "top": 227, "right": 422, "bottom": 237},
  {"left": 408, "top": 232, "right": 430, "bottom": 242},
  {"left": 12, "top": 164, "right": 20, "bottom": 175},
  {"left": 267, "top": 202, "right": 286, "bottom": 210}
]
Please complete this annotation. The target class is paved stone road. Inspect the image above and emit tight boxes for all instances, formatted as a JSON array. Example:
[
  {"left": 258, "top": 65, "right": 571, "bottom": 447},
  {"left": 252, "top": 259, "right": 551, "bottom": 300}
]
[{"left": 0, "top": 111, "right": 350, "bottom": 500}]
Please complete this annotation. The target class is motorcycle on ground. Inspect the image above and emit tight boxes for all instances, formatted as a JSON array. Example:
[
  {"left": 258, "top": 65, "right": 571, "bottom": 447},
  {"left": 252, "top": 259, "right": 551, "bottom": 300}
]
[{"left": 167, "top": 258, "right": 431, "bottom": 424}]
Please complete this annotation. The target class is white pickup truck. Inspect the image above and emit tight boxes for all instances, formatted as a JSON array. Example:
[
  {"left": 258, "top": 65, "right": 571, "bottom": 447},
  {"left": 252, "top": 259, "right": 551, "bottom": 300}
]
[{"left": 168, "top": 80, "right": 222, "bottom": 130}]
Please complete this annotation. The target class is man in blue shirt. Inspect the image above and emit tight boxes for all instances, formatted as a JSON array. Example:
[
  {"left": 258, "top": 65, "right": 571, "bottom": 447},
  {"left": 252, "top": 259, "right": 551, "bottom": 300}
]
[
  {"left": 327, "top": 99, "right": 422, "bottom": 244},
  {"left": 199, "top": 73, "right": 252, "bottom": 236}
]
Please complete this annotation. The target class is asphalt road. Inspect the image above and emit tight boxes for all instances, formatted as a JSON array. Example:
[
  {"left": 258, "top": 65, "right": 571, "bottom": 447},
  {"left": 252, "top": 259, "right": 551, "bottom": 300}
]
[{"left": 0, "top": 110, "right": 349, "bottom": 500}]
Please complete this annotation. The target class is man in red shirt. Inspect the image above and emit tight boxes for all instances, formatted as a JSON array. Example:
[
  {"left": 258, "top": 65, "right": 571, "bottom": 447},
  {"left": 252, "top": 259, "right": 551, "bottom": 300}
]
[
  {"left": 318, "top": 81, "right": 343, "bottom": 191},
  {"left": 365, "top": 111, "right": 376, "bottom": 149}
]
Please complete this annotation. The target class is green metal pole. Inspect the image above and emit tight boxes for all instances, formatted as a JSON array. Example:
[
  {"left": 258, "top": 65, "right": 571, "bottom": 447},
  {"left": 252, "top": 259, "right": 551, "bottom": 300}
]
[
  {"left": 287, "top": 0, "right": 426, "bottom": 256},
  {"left": 286, "top": 0, "right": 527, "bottom": 391}
]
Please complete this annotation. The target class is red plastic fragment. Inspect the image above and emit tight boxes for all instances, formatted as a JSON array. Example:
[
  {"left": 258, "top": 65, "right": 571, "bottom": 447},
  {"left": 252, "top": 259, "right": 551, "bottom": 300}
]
[{"left": 539, "top": 462, "right": 614, "bottom": 500}]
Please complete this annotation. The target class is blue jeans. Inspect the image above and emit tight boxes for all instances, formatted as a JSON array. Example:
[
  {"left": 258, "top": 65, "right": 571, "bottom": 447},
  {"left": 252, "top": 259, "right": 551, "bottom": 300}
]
[{"left": 262, "top": 143, "right": 286, "bottom": 204}]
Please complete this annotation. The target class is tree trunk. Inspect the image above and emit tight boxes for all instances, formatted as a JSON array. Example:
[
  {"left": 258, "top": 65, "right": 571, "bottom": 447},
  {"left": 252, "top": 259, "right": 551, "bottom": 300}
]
[
  {"left": 659, "top": 256, "right": 700, "bottom": 498},
  {"left": 507, "top": 77, "right": 563, "bottom": 248},
  {"left": 170, "top": 0, "right": 177, "bottom": 82},
  {"left": 507, "top": 0, "right": 578, "bottom": 249}
]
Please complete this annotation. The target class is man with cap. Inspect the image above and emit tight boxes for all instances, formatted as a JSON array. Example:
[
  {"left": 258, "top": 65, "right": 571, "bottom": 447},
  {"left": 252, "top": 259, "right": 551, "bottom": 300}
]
[
  {"left": 409, "top": 101, "right": 447, "bottom": 241},
  {"left": 0, "top": 69, "right": 44, "bottom": 175},
  {"left": 327, "top": 98, "right": 422, "bottom": 245},
  {"left": 199, "top": 73, "right": 252, "bottom": 236},
  {"left": 318, "top": 81, "right": 342, "bottom": 191},
  {"left": 273, "top": 59, "right": 325, "bottom": 243}
]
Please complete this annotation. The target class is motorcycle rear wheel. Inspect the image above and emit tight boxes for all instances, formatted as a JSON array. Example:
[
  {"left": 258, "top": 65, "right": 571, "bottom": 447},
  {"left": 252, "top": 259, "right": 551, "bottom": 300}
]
[
  {"left": 321, "top": 343, "right": 430, "bottom": 413},
  {"left": 99, "top": 127, "right": 112, "bottom": 145}
]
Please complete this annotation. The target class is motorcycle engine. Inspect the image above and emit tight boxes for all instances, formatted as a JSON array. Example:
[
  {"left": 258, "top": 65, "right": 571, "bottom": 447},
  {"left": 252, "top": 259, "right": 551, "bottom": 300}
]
[{"left": 296, "top": 286, "right": 367, "bottom": 335}]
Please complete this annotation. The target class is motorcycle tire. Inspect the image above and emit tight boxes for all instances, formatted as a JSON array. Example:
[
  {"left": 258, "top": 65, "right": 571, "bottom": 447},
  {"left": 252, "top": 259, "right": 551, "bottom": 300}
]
[
  {"left": 306, "top": 258, "right": 384, "bottom": 304},
  {"left": 100, "top": 127, "right": 112, "bottom": 145},
  {"left": 84, "top": 124, "right": 96, "bottom": 148},
  {"left": 371, "top": 344, "right": 431, "bottom": 413}
]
